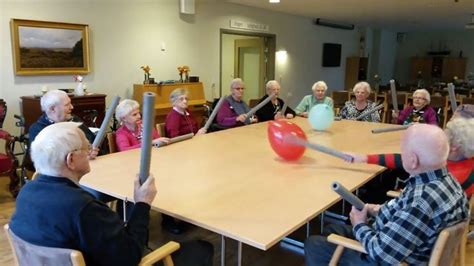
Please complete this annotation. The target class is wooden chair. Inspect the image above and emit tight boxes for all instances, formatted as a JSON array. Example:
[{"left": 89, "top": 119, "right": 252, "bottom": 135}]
[
  {"left": 106, "top": 132, "right": 117, "bottom": 154},
  {"left": 4, "top": 224, "right": 180, "bottom": 266},
  {"left": 327, "top": 220, "right": 468, "bottom": 266},
  {"left": 331, "top": 91, "right": 349, "bottom": 116},
  {"left": 248, "top": 98, "right": 260, "bottom": 108},
  {"left": 156, "top": 123, "right": 166, "bottom": 137},
  {"left": 460, "top": 97, "right": 474, "bottom": 105},
  {"left": 385, "top": 92, "right": 408, "bottom": 124},
  {"left": 429, "top": 95, "right": 448, "bottom": 128}
]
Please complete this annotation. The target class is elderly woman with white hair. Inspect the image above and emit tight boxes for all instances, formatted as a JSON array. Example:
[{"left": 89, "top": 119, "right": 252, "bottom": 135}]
[
  {"left": 165, "top": 88, "right": 206, "bottom": 138},
  {"left": 392, "top": 89, "right": 437, "bottom": 125},
  {"left": 216, "top": 78, "right": 258, "bottom": 128},
  {"left": 340, "top": 81, "right": 380, "bottom": 122},
  {"left": 255, "top": 80, "right": 296, "bottom": 122},
  {"left": 115, "top": 99, "right": 169, "bottom": 152},
  {"left": 295, "top": 81, "right": 334, "bottom": 117}
]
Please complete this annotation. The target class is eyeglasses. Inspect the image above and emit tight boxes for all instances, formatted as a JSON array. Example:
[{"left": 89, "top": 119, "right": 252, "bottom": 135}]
[
  {"left": 233, "top": 87, "right": 245, "bottom": 91},
  {"left": 413, "top": 97, "right": 426, "bottom": 101}
]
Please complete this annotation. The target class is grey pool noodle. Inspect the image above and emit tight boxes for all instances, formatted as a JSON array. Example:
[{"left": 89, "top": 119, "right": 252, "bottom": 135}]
[
  {"left": 139, "top": 92, "right": 156, "bottom": 184},
  {"left": 354, "top": 104, "right": 384, "bottom": 120},
  {"left": 331, "top": 181, "right": 365, "bottom": 210},
  {"left": 280, "top": 101, "right": 288, "bottom": 115},
  {"left": 390, "top": 79, "right": 398, "bottom": 112},
  {"left": 286, "top": 135, "right": 354, "bottom": 162},
  {"left": 92, "top": 95, "right": 120, "bottom": 148},
  {"left": 447, "top": 83, "right": 458, "bottom": 112},
  {"left": 334, "top": 117, "right": 342, "bottom": 121},
  {"left": 246, "top": 92, "right": 276, "bottom": 117},
  {"left": 169, "top": 133, "right": 194, "bottom": 144},
  {"left": 371, "top": 125, "right": 410, "bottom": 134},
  {"left": 203, "top": 96, "right": 226, "bottom": 131}
]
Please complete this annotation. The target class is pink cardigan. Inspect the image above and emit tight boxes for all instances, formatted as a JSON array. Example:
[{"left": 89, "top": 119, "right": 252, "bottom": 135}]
[{"left": 115, "top": 124, "right": 160, "bottom": 152}]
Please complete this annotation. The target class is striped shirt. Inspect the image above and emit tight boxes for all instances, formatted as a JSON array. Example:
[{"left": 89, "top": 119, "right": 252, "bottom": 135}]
[{"left": 354, "top": 168, "right": 469, "bottom": 264}]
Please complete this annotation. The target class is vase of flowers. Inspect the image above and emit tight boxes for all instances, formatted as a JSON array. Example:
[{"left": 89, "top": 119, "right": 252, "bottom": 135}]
[
  {"left": 74, "top": 75, "right": 84, "bottom": 96},
  {"left": 177, "top": 65, "right": 190, "bottom": 83},
  {"left": 141, "top": 65, "right": 151, "bottom": 84}
]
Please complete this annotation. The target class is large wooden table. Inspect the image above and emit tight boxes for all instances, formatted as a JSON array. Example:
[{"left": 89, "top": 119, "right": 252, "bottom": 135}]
[{"left": 80, "top": 118, "right": 402, "bottom": 260}]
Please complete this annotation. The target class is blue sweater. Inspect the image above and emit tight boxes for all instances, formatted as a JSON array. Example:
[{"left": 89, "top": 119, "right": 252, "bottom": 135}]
[{"left": 10, "top": 174, "right": 150, "bottom": 266}]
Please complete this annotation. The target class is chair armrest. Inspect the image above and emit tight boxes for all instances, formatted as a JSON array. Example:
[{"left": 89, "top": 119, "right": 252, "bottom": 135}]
[
  {"left": 327, "top": 234, "right": 367, "bottom": 254},
  {"left": 139, "top": 241, "right": 180, "bottom": 266},
  {"left": 386, "top": 190, "right": 401, "bottom": 198}
]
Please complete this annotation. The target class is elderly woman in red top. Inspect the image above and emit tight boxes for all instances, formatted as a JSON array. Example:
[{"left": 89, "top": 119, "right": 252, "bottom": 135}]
[
  {"left": 165, "top": 88, "right": 206, "bottom": 138},
  {"left": 115, "top": 99, "right": 169, "bottom": 151}
]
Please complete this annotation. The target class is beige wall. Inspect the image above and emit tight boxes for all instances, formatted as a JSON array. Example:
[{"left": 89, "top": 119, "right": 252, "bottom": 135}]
[{"left": 0, "top": 0, "right": 360, "bottom": 134}]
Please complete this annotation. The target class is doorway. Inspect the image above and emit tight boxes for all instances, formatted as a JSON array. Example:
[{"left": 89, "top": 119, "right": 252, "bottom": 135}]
[{"left": 220, "top": 29, "right": 276, "bottom": 104}]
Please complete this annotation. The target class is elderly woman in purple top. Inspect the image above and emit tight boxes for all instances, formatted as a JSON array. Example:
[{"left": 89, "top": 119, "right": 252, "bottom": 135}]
[
  {"left": 392, "top": 89, "right": 438, "bottom": 125},
  {"left": 216, "top": 78, "right": 258, "bottom": 128}
]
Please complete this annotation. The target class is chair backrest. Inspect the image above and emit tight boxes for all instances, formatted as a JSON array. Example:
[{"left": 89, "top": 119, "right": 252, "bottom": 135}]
[
  {"left": 106, "top": 132, "right": 117, "bottom": 154},
  {"left": 4, "top": 224, "right": 86, "bottom": 266},
  {"left": 429, "top": 95, "right": 448, "bottom": 127},
  {"left": 0, "top": 99, "right": 7, "bottom": 128},
  {"left": 156, "top": 123, "right": 166, "bottom": 138},
  {"left": 248, "top": 98, "right": 260, "bottom": 108},
  {"left": 429, "top": 221, "right": 468, "bottom": 266},
  {"left": 331, "top": 91, "right": 349, "bottom": 115},
  {"left": 461, "top": 97, "right": 474, "bottom": 105}
]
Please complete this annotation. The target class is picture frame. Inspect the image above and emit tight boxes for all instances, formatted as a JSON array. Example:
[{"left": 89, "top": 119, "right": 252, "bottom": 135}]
[{"left": 10, "top": 19, "right": 90, "bottom": 75}]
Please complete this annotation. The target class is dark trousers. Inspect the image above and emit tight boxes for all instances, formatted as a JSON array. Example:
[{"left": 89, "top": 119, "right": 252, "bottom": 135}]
[
  {"left": 304, "top": 224, "right": 380, "bottom": 266},
  {"left": 153, "top": 240, "right": 214, "bottom": 266}
]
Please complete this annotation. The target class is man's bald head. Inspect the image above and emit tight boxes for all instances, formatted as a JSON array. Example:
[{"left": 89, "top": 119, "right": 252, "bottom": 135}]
[{"left": 401, "top": 124, "right": 449, "bottom": 175}]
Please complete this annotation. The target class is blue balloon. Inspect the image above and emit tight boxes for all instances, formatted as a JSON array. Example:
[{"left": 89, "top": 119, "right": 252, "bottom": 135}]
[{"left": 308, "top": 104, "right": 334, "bottom": 130}]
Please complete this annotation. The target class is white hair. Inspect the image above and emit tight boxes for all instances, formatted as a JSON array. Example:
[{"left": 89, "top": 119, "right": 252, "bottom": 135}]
[
  {"left": 31, "top": 122, "right": 84, "bottom": 176},
  {"left": 115, "top": 99, "right": 139, "bottom": 123},
  {"left": 445, "top": 117, "right": 474, "bottom": 158},
  {"left": 40, "top": 90, "right": 68, "bottom": 112},
  {"left": 413, "top": 89, "right": 431, "bottom": 104},
  {"left": 311, "top": 81, "right": 328, "bottom": 92},
  {"left": 353, "top": 81, "right": 371, "bottom": 94},
  {"left": 169, "top": 88, "right": 188, "bottom": 104},
  {"left": 230, "top": 78, "right": 244, "bottom": 90},
  {"left": 265, "top": 80, "right": 280, "bottom": 93}
]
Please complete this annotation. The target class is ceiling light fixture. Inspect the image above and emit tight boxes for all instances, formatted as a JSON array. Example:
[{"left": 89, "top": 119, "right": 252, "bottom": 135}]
[{"left": 269, "top": 0, "right": 280, "bottom": 3}]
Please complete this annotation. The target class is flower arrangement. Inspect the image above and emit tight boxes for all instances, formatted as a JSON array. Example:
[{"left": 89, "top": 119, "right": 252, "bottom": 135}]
[
  {"left": 73, "top": 75, "right": 84, "bottom": 96},
  {"left": 141, "top": 65, "right": 151, "bottom": 84},
  {"left": 177, "top": 65, "right": 190, "bottom": 82}
]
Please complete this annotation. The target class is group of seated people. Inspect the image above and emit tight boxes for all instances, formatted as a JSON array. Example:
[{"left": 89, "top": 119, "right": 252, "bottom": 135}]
[{"left": 7, "top": 77, "right": 474, "bottom": 265}]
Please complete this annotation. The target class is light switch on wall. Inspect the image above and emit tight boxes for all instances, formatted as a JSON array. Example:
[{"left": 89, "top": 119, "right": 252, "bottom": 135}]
[{"left": 161, "top": 42, "right": 166, "bottom": 51}]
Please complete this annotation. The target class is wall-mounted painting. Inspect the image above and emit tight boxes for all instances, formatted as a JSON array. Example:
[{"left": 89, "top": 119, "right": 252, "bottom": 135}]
[{"left": 10, "top": 19, "right": 90, "bottom": 75}]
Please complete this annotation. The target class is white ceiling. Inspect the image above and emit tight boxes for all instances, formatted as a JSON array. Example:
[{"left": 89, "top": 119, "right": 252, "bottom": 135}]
[{"left": 226, "top": 0, "right": 474, "bottom": 32}]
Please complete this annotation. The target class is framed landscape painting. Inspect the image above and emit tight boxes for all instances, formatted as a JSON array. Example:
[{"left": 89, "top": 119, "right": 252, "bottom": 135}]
[{"left": 10, "top": 19, "right": 90, "bottom": 75}]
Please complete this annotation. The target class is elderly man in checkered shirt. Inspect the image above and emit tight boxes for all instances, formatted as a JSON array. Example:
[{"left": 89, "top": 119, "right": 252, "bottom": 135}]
[{"left": 305, "top": 124, "right": 470, "bottom": 265}]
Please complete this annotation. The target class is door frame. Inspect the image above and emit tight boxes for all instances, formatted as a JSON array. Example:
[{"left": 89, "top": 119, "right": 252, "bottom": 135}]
[{"left": 219, "top": 29, "right": 276, "bottom": 98}]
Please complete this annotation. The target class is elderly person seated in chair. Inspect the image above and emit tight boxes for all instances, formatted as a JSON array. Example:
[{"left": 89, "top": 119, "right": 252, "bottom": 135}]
[
  {"left": 115, "top": 99, "right": 170, "bottom": 151},
  {"left": 9, "top": 122, "right": 214, "bottom": 266},
  {"left": 304, "top": 124, "right": 469, "bottom": 265},
  {"left": 216, "top": 78, "right": 258, "bottom": 128},
  {"left": 10, "top": 122, "right": 157, "bottom": 265},
  {"left": 392, "top": 89, "right": 437, "bottom": 125},
  {"left": 29, "top": 89, "right": 99, "bottom": 159},
  {"left": 295, "top": 81, "right": 333, "bottom": 117},
  {"left": 349, "top": 117, "right": 474, "bottom": 199},
  {"left": 165, "top": 88, "right": 207, "bottom": 138},
  {"left": 255, "top": 80, "right": 296, "bottom": 122},
  {"left": 340, "top": 81, "right": 381, "bottom": 122}
]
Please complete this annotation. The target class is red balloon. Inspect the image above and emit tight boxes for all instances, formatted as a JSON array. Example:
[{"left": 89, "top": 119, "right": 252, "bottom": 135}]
[{"left": 267, "top": 120, "right": 307, "bottom": 161}]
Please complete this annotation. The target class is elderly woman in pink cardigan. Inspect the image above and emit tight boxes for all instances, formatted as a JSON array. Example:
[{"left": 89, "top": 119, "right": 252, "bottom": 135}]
[{"left": 115, "top": 99, "right": 170, "bottom": 151}]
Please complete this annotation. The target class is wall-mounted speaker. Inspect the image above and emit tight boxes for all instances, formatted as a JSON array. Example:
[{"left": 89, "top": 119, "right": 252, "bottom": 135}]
[
  {"left": 180, "top": 0, "right": 195, "bottom": 14},
  {"left": 396, "top": 33, "right": 406, "bottom": 43}
]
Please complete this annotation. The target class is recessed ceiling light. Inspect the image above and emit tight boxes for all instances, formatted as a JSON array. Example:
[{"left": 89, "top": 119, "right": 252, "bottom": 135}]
[{"left": 269, "top": 0, "right": 280, "bottom": 3}]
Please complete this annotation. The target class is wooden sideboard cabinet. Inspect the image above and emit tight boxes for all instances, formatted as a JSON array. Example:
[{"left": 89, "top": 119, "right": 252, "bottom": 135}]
[
  {"left": 345, "top": 57, "right": 368, "bottom": 90},
  {"left": 410, "top": 57, "right": 467, "bottom": 82},
  {"left": 133, "top": 82, "right": 207, "bottom": 124},
  {"left": 21, "top": 93, "right": 106, "bottom": 133}
]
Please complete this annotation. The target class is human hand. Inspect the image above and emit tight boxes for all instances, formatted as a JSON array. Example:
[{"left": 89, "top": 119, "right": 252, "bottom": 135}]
[
  {"left": 391, "top": 110, "right": 399, "bottom": 119},
  {"left": 345, "top": 153, "right": 368, "bottom": 163},
  {"left": 152, "top": 137, "right": 170, "bottom": 147},
  {"left": 366, "top": 204, "right": 381, "bottom": 217},
  {"left": 286, "top": 113, "right": 294, "bottom": 119},
  {"left": 350, "top": 205, "right": 368, "bottom": 226},
  {"left": 88, "top": 146, "right": 100, "bottom": 160},
  {"left": 196, "top": 128, "right": 207, "bottom": 135},
  {"left": 250, "top": 116, "right": 258, "bottom": 123},
  {"left": 133, "top": 174, "right": 157, "bottom": 205},
  {"left": 274, "top": 112, "right": 284, "bottom": 120},
  {"left": 300, "top": 112, "right": 308, "bottom": 118},
  {"left": 236, "top": 114, "right": 247, "bottom": 123}
]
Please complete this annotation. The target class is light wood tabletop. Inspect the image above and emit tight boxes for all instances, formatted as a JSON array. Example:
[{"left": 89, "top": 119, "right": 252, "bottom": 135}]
[{"left": 80, "top": 117, "right": 403, "bottom": 250}]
